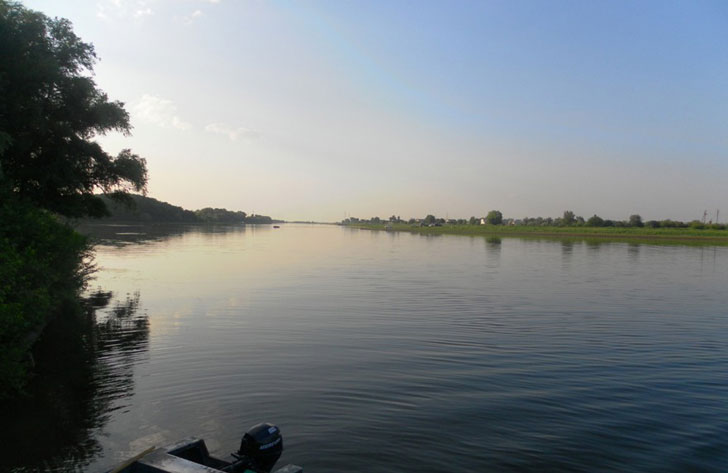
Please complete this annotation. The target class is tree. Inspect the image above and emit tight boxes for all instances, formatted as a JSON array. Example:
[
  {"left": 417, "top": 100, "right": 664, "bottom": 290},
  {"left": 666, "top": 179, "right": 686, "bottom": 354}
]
[
  {"left": 468, "top": 216, "right": 477, "bottom": 225},
  {"left": 562, "top": 210, "right": 576, "bottom": 226},
  {"left": 195, "top": 206, "right": 246, "bottom": 223},
  {"left": 486, "top": 210, "right": 503, "bottom": 225},
  {"left": 628, "top": 214, "right": 643, "bottom": 227},
  {"left": 423, "top": 214, "right": 436, "bottom": 225},
  {"left": 586, "top": 214, "right": 604, "bottom": 227},
  {"left": 0, "top": 2, "right": 147, "bottom": 217}
]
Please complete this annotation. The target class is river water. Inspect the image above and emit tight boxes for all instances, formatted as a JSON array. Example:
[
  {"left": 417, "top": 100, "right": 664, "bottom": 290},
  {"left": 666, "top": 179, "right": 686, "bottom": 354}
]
[{"left": 2, "top": 224, "right": 727, "bottom": 472}]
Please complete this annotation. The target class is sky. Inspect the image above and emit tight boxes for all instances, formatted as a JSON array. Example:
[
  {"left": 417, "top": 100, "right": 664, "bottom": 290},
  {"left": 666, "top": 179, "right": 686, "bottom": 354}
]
[{"left": 24, "top": 0, "right": 728, "bottom": 222}]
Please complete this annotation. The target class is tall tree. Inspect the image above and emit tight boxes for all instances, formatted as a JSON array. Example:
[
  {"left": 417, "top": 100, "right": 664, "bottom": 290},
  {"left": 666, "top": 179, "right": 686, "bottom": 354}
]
[
  {"left": 587, "top": 214, "right": 605, "bottom": 227},
  {"left": 562, "top": 210, "right": 576, "bottom": 226},
  {"left": 486, "top": 210, "right": 503, "bottom": 225},
  {"left": 628, "top": 214, "right": 643, "bottom": 227},
  {"left": 0, "top": 1, "right": 147, "bottom": 217}
]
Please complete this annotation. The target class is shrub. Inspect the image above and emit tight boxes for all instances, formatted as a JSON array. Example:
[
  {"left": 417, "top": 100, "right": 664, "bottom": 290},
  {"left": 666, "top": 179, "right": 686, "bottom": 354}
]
[{"left": 0, "top": 196, "right": 91, "bottom": 398}]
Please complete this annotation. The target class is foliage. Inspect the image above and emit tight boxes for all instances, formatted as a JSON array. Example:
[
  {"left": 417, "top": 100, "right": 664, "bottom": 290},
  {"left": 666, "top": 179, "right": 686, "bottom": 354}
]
[
  {"left": 245, "top": 214, "right": 274, "bottom": 224},
  {"left": 344, "top": 211, "right": 726, "bottom": 235},
  {"left": 196, "top": 207, "right": 247, "bottom": 223},
  {"left": 486, "top": 210, "right": 503, "bottom": 225},
  {"left": 586, "top": 214, "right": 605, "bottom": 227},
  {"left": 629, "top": 214, "right": 643, "bottom": 227},
  {"left": 562, "top": 210, "right": 576, "bottom": 226},
  {"left": 0, "top": 2, "right": 145, "bottom": 398},
  {"left": 659, "top": 219, "right": 687, "bottom": 228},
  {"left": 96, "top": 194, "right": 198, "bottom": 222},
  {"left": 344, "top": 212, "right": 728, "bottom": 236},
  {"left": 0, "top": 1, "right": 147, "bottom": 218},
  {"left": 81, "top": 194, "right": 274, "bottom": 224},
  {"left": 345, "top": 222, "right": 728, "bottom": 244},
  {"left": 0, "top": 194, "right": 91, "bottom": 398}
]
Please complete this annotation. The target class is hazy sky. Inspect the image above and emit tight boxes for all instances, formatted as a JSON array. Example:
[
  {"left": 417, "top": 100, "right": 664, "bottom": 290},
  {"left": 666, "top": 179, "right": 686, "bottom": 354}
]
[{"left": 25, "top": 1, "right": 728, "bottom": 222}]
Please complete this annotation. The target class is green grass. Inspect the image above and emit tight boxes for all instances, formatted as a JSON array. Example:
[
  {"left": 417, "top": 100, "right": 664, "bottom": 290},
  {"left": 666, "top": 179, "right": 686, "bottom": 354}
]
[{"left": 344, "top": 223, "right": 728, "bottom": 245}]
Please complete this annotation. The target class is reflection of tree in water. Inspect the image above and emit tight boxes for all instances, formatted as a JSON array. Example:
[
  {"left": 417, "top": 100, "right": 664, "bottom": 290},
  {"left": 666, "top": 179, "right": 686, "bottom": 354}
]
[
  {"left": 77, "top": 223, "right": 248, "bottom": 248},
  {"left": 485, "top": 236, "right": 502, "bottom": 247},
  {"left": 0, "top": 290, "right": 149, "bottom": 473},
  {"left": 89, "top": 291, "right": 149, "bottom": 426}
]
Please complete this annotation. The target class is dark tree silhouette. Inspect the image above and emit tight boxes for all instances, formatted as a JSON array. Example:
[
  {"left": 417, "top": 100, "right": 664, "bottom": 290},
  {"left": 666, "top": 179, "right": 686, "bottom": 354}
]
[{"left": 0, "top": 2, "right": 147, "bottom": 217}]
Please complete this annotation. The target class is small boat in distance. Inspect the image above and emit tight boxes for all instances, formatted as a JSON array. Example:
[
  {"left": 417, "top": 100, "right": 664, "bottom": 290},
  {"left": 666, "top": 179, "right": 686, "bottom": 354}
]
[
  {"left": 108, "top": 423, "right": 301, "bottom": 473},
  {"left": 273, "top": 225, "right": 280, "bottom": 229}
]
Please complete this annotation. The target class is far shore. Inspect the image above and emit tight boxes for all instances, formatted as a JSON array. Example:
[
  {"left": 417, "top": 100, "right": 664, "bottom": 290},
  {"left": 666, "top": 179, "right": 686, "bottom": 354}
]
[{"left": 344, "top": 223, "right": 728, "bottom": 245}]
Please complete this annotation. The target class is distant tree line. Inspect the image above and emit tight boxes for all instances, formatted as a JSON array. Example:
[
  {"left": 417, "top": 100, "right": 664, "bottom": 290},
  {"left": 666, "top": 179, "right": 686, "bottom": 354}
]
[
  {"left": 244, "top": 214, "right": 276, "bottom": 224},
  {"left": 195, "top": 207, "right": 247, "bottom": 223},
  {"left": 98, "top": 195, "right": 197, "bottom": 222},
  {"left": 92, "top": 194, "right": 278, "bottom": 224},
  {"left": 342, "top": 210, "right": 726, "bottom": 230}
]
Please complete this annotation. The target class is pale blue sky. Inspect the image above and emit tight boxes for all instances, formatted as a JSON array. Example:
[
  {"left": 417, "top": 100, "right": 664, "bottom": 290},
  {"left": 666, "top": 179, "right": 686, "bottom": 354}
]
[{"left": 25, "top": 0, "right": 728, "bottom": 221}]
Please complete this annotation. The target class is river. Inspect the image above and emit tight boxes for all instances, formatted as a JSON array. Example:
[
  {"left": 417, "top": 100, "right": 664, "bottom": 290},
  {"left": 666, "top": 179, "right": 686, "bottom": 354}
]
[{"left": 2, "top": 224, "right": 727, "bottom": 472}]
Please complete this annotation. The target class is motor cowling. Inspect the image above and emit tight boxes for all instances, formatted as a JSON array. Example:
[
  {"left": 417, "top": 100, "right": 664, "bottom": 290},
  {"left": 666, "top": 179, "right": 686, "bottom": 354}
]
[{"left": 238, "top": 423, "right": 283, "bottom": 473}]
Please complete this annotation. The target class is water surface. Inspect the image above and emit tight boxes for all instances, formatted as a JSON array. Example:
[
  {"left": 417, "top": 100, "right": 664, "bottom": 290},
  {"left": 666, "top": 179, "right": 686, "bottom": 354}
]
[{"left": 3, "top": 224, "right": 727, "bottom": 472}]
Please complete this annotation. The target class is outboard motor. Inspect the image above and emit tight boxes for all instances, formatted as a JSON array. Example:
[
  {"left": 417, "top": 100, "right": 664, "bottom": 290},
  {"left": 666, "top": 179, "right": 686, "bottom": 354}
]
[{"left": 237, "top": 423, "right": 283, "bottom": 473}]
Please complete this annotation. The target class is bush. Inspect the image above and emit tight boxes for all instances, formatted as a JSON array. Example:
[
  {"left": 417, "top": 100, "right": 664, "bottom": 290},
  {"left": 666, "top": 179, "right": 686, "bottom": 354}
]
[
  {"left": 0, "top": 196, "right": 91, "bottom": 398},
  {"left": 659, "top": 219, "right": 686, "bottom": 228}
]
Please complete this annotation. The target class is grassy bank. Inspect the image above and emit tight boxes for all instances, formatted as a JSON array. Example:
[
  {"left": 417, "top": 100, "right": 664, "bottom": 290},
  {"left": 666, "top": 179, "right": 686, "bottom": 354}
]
[{"left": 344, "top": 223, "right": 728, "bottom": 245}]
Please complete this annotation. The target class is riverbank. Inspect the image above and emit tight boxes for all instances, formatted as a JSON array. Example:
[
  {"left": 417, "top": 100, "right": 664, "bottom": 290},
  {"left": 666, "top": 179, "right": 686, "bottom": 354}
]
[
  {"left": 344, "top": 223, "right": 728, "bottom": 245},
  {"left": 0, "top": 197, "right": 91, "bottom": 398}
]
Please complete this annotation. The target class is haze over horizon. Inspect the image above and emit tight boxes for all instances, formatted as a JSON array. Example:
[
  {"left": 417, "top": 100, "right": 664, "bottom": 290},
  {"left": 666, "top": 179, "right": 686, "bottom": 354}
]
[{"left": 24, "top": 0, "right": 727, "bottom": 222}]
